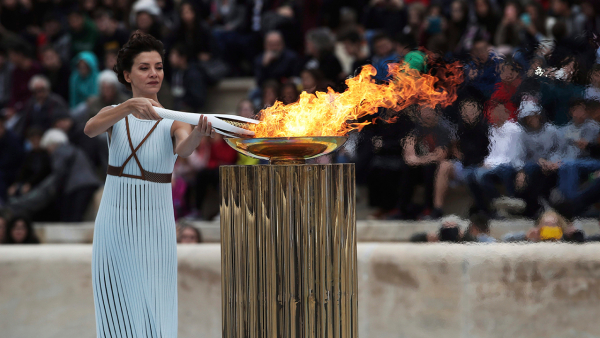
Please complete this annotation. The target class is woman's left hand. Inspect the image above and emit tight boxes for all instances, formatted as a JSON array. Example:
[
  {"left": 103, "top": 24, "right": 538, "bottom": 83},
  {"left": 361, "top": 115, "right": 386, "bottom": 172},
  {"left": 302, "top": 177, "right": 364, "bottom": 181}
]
[{"left": 193, "top": 115, "right": 215, "bottom": 138}]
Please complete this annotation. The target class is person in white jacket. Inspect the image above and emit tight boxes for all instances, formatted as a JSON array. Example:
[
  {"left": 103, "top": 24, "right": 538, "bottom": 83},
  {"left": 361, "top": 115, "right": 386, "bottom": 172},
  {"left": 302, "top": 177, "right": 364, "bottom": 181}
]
[{"left": 468, "top": 102, "right": 525, "bottom": 217}]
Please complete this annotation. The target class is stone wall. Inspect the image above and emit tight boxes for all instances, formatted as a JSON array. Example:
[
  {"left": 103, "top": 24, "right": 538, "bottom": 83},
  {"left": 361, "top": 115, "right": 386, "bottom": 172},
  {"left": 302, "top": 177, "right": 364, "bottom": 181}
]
[{"left": 1, "top": 244, "right": 600, "bottom": 338}]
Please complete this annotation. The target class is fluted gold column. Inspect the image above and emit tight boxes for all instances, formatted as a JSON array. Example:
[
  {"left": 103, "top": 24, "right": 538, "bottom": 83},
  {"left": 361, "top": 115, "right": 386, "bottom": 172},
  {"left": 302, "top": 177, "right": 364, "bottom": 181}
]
[{"left": 220, "top": 164, "right": 357, "bottom": 338}]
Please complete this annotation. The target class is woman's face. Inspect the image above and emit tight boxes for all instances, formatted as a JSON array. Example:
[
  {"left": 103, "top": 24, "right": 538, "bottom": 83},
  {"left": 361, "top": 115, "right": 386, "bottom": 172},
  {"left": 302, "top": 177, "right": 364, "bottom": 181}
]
[
  {"left": 136, "top": 12, "right": 154, "bottom": 31},
  {"left": 180, "top": 227, "right": 199, "bottom": 243},
  {"left": 11, "top": 220, "right": 28, "bottom": 243},
  {"left": 475, "top": 0, "right": 489, "bottom": 17},
  {"left": 181, "top": 4, "right": 195, "bottom": 25},
  {"left": 77, "top": 60, "right": 91, "bottom": 77},
  {"left": 237, "top": 101, "right": 254, "bottom": 119},
  {"left": 451, "top": 1, "right": 465, "bottom": 22},
  {"left": 281, "top": 86, "right": 298, "bottom": 104},
  {"left": 124, "top": 51, "right": 164, "bottom": 95},
  {"left": 301, "top": 71, "right": 317, "bottom": 91}
]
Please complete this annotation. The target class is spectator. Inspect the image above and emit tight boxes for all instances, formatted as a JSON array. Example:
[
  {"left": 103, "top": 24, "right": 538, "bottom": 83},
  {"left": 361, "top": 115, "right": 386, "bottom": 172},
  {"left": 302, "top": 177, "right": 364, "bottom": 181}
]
[
  {"left": 70, "top": 51, "right": 100, "bottom": 108},
  {"left": 260, "top": 80, "right": 279, "bottom": 108},
  {"left": 503, "top": 209, "right": 569, "bottom": 242},
  {"left": 474, "top": 0, "right": 500, "bottom": 41},
  {"left": 41, "top": 13, "right": 72, "bottom": 64},
  {"left": 0, "top": 212, "right": 7, "bottom": 243},
  {"left": 585, "top": 64, "right": 600, "bottom": 101},
  {"left": 168, "top": 44, "right": 207, "bottom": 112},
  {"left": 0, "top": 114, "right": 25, "bottom": 206},
  {"left": 545, "top": 0, "right": 586, "bottom": 40},
  {"left": 7, "top": 127, "right": 52, "bottom": 199},
  {"left": 404, "top": 2, "right": 427, "bottom": 46},
  {"left": 14, "top": 75, "right": 69, "bottom": 138},
  {"left": 362, "top": 0, "right": 407, "bottom": 39},
  {"left": 131, "top": 0, "right": 163, "bottom": 40},
  {"left": 560, "top": 98, "right": 599, "bottom": 161},
  {"left": 516, "top": 98, "right": 563, "bottom": 217},
  {"left": 86, "top": 70, "right": 129, "bottom": 121},
  {"left": 446, "top": 0, "right": 469, "bottom": 54},
  {"left": 490, "top": 56, "right": 522, "bottom": 121},
  {"left": 93, "top": 9, "right": 130, "bottom": 67},
  {"left": 254, "top": 30, "right": 299, "bottom": 86},
  {"left": 279, "top": 83, "right": 299, "bottom": 105},
  {"left": 0, "top": 47, "right": 12, "bottom": 109},
  {"left": 395, "top": 32, "right": 418, "bottom": 60},
  {"left": 5, "top": 215, "right": 40, "bottom": 244},
  {"left": 6, "top": 40, "right": 42, "bottom": 113},
  {"left": 494, "top": 1, "right": 524, "bottom": 48},
  {"left": 194, "top": 134, "right": 237, "bottom": 220},
  {"left": 464, "top": 38, "right": 501, "bottom": 99},
  {"left": 304, "top": 27, "right": 343, "bottom": 85},
  {"left": 339, "top": 30, "right": 369, "bottom": 77},
  {"left": 409, "top": 216, "right": 464, "bottom": 243},
  {"left": 581, "top": 1, "right": 600, "bottom": 35},
  {"left": 468, "top": 102, "right": 525, "bottom": 218},
  {"left": 167, "top": 1, "right": 212, "bottom": 63},
  {"left": 397, "top": 105, "right": 453, "bottom": 219},
  {"left": 178, "top": 225, "right": 202, "bottom": 243},
  {"left": 41, "top": 46, "right": 71, "bottom": 103},
  {"left": 300, "top": 68, "right": 328, "bottom": 94},
  {"left": 52, "top": 108, "right": 107, "bottom": 175},
  {"left": 463, "top": 212, "right": 496, "bottom": 242},
  {"left": 370, "top": 32, "right": 399, "bottom": 81},
  {"left": 68, "top": 7, "right": 99, "bottom": 56},
  {"left": 433, "top": 93, "right": 489, "bottom": 218},
  {"left": 522, "top": 1, "right": 548, "bottom": 42},
  {"left": 0, "top": 0, "right": 28, "bottom": 33},
  {"left": 365, "top": 115, "right": 412, "bottom": 220},
  {"left": 7, "top": 129, "right": 100, "bottom": 221}
]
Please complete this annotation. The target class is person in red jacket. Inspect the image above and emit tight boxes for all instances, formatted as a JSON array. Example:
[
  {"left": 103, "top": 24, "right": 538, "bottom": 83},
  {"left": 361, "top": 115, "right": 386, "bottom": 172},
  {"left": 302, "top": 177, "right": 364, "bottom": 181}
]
[
  {"left": 487, "top": 56, "right": 522, "bottom": 121},
  {"left": 194, "top": 133, "right": 237, "bottom": 220}
]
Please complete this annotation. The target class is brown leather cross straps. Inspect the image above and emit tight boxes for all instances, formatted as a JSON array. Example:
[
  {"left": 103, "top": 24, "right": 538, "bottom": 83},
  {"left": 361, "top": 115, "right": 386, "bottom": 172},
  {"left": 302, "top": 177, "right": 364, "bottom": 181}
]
[{"left": 107, "top": 116, "right": 173, "bottom": 184}]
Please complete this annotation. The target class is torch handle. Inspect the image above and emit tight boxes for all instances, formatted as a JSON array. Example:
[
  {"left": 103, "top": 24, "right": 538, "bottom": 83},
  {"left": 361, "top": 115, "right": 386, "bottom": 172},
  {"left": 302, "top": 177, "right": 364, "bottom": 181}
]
[{"left": 153, "top": 107, "right": 255, "bottom": 137}]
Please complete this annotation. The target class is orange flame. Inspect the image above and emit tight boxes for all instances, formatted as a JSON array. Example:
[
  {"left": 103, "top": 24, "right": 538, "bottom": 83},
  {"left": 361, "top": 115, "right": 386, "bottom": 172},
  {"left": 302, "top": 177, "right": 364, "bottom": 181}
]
[{"left": 251, "top": 60, "right": 464, "bottom": 138}]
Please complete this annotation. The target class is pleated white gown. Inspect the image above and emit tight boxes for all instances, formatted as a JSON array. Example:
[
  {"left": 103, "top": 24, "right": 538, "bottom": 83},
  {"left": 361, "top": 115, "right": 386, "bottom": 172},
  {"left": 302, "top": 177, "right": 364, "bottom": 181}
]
[{"left": 92, "top": 114, "right": 178, "bottom": 338}]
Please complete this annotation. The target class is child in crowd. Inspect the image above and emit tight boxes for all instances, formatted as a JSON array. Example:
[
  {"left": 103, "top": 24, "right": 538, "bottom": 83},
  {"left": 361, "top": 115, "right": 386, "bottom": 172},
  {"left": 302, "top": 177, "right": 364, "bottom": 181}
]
[
  {"left": 398, "top": 105, "right": 453, "bottom": 219},
  {"left": 515, "top": 98, "right": 563, "bottom": 218},
  {"left": 5, "top": 215, "right": 39, "bottom": 244},
  {"left": 433, "top": 94, "right": 489, "bottom": 218},
  {"left": 468, "top": 102, "right": 524, "bottom": 218}
]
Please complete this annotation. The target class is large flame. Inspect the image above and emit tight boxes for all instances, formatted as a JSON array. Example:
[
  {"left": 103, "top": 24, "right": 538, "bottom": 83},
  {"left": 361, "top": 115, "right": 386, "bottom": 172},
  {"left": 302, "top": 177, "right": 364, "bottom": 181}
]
[{"left": 251, "top": 60, "right": 464, "bottom": 138}]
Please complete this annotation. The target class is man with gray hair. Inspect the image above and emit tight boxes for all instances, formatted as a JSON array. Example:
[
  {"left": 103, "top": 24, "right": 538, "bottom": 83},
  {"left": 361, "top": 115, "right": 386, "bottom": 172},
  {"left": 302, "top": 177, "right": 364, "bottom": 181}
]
[
  {"left": 7, "top": 128, "right": 100, "bottom": 221},
  {"left": 86, "top": 69, "right": 128, "bottom": 121},
  {"left": 254, "top": 30, "right": 299, "bottom": 86},
  {"left": 14, "top": 74, "right": 68, "bottom": 138}
]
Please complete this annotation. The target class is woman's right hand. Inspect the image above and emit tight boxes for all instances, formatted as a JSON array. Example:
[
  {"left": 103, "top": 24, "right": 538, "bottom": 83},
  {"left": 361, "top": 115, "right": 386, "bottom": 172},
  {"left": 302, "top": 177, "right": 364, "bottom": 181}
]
[{"left": 125, "top": 98, "right": 163, "bottom": 120}]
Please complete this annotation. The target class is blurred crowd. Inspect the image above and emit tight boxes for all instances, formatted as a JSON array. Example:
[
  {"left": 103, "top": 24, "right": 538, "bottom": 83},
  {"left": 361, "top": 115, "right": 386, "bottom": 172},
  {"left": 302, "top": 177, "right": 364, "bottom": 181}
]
[{"left": 0, "top": 0, "right": 600, "bottom": 232}]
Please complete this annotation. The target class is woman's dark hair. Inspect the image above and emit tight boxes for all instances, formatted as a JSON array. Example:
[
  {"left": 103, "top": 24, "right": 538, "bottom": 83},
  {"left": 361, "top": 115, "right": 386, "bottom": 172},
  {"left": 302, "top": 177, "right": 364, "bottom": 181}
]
[
  {"left": 113, "top": 30, "right": 165, "bottom": 90},
  {"left": 6, "top": 215, "right": 40, "bottom": 244}
]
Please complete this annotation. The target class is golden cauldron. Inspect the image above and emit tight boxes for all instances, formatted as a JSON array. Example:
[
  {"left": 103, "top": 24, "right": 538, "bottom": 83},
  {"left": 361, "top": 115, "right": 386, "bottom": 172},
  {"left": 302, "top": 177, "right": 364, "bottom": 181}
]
[{"left": 225, "top": 136, "right": 348, "bottom": 164}]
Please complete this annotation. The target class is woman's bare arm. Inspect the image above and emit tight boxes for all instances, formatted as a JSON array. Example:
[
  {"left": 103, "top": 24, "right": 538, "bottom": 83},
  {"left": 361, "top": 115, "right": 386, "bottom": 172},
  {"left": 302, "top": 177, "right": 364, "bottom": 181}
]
[
  {"left": 171, "top": 115, "right": 215, "bottom": 157},
  {"left": 84, "top": 98, "right": 162, "bottom": 138}
]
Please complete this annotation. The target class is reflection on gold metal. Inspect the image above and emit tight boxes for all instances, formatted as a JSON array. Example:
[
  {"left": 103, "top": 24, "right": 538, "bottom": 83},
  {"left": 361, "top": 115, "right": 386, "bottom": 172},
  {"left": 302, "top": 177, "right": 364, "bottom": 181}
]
[
  {"left": 220, "top": 164, "right": 358, "bottom": 337},
  {"left": 225, "top": 136, "right": 348, "bottom": 164}
]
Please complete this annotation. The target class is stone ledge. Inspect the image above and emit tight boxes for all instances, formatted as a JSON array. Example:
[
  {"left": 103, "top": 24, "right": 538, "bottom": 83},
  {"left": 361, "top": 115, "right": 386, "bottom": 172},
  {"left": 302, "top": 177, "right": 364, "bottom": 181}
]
[
  {"left": 2, "top": 244, "right": 600, "bottom": 338},
  {"left": 33, "top": 219, "right": 600, "bottom": 243}
]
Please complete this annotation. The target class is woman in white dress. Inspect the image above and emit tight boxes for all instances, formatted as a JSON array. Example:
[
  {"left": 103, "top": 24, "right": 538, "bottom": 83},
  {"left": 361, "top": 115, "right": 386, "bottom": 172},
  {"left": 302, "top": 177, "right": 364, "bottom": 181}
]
[{"left": 84, "top": 31, "right": 214, "bottom": 338}]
